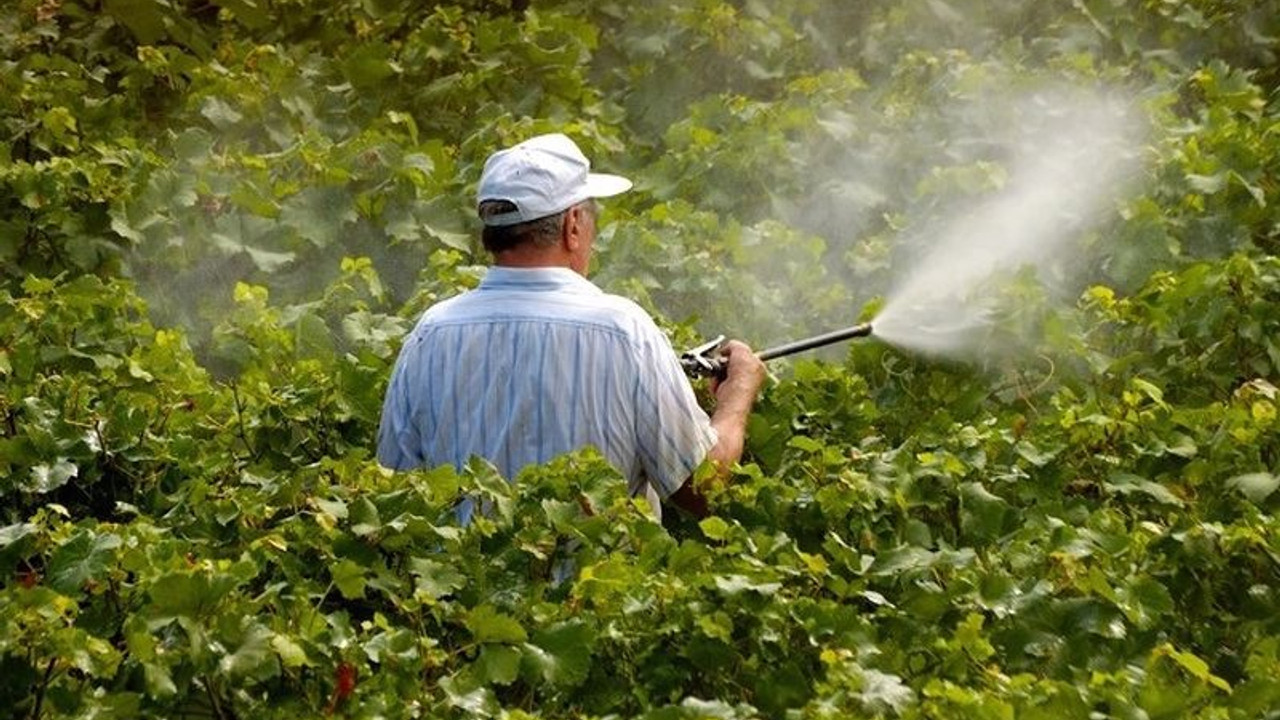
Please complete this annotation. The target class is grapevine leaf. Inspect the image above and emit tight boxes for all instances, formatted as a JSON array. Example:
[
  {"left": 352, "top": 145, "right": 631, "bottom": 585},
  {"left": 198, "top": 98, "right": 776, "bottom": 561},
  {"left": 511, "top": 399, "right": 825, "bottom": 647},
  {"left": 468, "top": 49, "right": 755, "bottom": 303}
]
[
  {"left": 870, "top": 546, "right": 936, "bottom": 576},
  {"left": 409, "top": 557, "right": 467, "bottom": 600},
  {"left": 200, "top": 96, "right": 244, "bottom": 129},
  {"left": 219, "top": 622, "right": 277, "bottom": 681},
  {"left": 520, "top": 620, "right": 594, "bottom": 687},
  {"left": 1015, "top": 440, "right": 1057, "bottom": 466},
  {"left": 1119, "top": 575, "right": 1175, "bottom": 629},
  {"left": 271, "top": 634, "right": 310, "bottom": 668},
  {"left": 294, "top": 312, "right": 335, "bottom": 359},
  {"left": 341, "top": 44, "right": 397, "bottom": 88},
  {"left": 424, "top": 224, "right": 474, "bottom": 252},
  {"left": 29, "top": 459, "right": 78, "bottom": 494},
  {"left": 476, "top": 645, "right": 521, "bottom": 686},
  {"left": 314, "top": 497, "right": 348, "bottom": 521},
  {"left": 466, "top": 605, "right": 527, "bottom": 644},
  {"left": 754, "top": 661, "right": 812, "bottom": 715},
  {"left": 148, "top": 573, "right": 222, "bottom": 621},
  {"left": 1226, "top": 473, "right": 1279, "bottom": 503},
  {"left": 714, "top": 574, "right": 781, "bottom": 596},
  {"left": 342, "top": 311, "right": 407, "bottom": 356},
  {"left": 1155, "top": 644, "right": 1232, "bottom": 692},
  {"left": 858, "top": 668, "right": 916, "bottom": 712},
  {"left": 364, "top": 628, "right": 417, "bottom": 664},
  {"left": 280, "top": 187, "right": 357, "bottom": 248},
  {"left": 102, "top": 0, "right": 167, "bottom": 43},
  {"left": 349, "top": 496, "right": 381, "bottom": 537},
  {"left": 1186, "top": 172, "right": 1226, "bottom": 194},
  {"left": 47, "top": 530, "right": 121, "bottom": 595},
  {"left": 699, "top": 516, "right": 732, "bottom": 540},
  {"left": 1105, "top": 473, "right": 1184, "bottom": 506},
  {"left": 142, "top": 662, "right": 178, "bottom": 698},
  {"left": 330, "top": 559, "right": 368, "bottom": 600},
  {"left": 0, "top": 523, "right": 37, "bottom": 570},
  {"left": 959, "top": 482, "right": 1012, "bottom": 541},
  {"left": 243, "top": 245, "right": 296, "bottom": 272},
  {"left": 440, "top": 674, "right": 499, "bottom": 716}
]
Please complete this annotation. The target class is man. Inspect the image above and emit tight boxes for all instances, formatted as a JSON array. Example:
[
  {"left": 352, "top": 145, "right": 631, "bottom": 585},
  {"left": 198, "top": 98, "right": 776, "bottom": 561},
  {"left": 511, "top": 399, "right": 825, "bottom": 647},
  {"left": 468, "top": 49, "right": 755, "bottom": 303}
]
[{"left": 377, "top": 133, "right": 766, "bottom": 522}]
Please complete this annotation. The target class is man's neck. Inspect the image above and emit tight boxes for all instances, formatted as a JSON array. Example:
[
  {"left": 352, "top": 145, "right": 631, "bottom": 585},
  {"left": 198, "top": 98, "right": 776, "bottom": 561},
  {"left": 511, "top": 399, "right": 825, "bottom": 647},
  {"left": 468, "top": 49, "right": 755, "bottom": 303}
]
[
  {"left": 493, "top": 252, "right": 570, "bottom": 269},
  {"left": 493, "top": 248, "right": 585, "bottom": 276}
]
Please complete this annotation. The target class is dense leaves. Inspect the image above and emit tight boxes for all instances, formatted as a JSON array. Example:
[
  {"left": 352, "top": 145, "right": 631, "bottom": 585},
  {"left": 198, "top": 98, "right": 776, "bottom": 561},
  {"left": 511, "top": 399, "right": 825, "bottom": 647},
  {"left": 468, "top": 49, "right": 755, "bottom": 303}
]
[{"left": 3, "top": 0, "right": 1280, "bottom": 718}]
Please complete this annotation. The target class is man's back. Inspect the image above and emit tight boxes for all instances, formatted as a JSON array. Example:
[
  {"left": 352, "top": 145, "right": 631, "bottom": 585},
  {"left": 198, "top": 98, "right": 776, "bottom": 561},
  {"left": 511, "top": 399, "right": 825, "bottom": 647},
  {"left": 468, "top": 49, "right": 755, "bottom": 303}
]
[
  {"left": 377, "top": 266, "right": 717, "bottom": 520},
  {"left": 377, "top": 132, "right": 765, "bottom": 521}
]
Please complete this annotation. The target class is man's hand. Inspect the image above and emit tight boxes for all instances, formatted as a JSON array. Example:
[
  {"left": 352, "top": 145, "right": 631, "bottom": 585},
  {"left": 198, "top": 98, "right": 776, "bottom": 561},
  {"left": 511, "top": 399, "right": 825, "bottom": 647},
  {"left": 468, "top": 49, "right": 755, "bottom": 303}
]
[{"left": 710, "top": 340, "right": 768, "bottom": 402}]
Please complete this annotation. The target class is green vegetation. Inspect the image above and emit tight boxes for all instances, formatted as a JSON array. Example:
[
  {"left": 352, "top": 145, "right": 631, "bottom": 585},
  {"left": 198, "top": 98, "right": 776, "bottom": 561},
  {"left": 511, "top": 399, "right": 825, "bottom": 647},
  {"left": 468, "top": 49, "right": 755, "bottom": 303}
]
[{"left": 2, "top": 0, "right": 1279, "bottom": 717}]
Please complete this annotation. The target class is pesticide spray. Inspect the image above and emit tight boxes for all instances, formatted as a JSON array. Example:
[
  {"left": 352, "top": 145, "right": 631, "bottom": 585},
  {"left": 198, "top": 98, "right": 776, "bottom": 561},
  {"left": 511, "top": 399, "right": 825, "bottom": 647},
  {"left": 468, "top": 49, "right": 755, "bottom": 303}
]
[
  {"left": 870, "top": 89, "right": 1145, "bottom": 358},
  {"left": 682, "top": 86, "right": 1145, "bottom": 376}
]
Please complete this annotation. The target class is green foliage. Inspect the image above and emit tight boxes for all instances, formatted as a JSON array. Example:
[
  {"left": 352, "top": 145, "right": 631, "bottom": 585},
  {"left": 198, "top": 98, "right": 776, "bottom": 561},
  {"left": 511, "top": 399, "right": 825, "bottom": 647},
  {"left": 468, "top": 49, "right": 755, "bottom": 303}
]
[{"left": 4, "top": 0, "right": 1280, "bottom": 718}]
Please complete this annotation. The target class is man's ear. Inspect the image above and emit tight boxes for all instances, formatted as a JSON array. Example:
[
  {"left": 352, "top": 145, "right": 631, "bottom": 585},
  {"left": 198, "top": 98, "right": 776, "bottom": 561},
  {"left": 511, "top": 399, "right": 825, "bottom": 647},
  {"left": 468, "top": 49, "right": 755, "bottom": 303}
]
[{"left": 562, "top": 204, "right": 586, "bottom": 251}]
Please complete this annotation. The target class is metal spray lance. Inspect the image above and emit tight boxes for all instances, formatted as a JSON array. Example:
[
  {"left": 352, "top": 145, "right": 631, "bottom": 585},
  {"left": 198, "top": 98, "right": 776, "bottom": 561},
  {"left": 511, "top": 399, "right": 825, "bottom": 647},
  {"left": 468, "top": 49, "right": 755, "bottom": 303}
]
[{"left": 680, "top": 322, "right": 874, "bottom": 380}]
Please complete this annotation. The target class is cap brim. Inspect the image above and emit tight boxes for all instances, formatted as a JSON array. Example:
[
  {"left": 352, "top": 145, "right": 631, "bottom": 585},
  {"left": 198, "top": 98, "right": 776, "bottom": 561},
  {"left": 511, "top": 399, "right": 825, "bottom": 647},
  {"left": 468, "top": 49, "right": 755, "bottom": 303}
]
[{"left": 585, "top": 173, "right": 633, "bottom": 199}]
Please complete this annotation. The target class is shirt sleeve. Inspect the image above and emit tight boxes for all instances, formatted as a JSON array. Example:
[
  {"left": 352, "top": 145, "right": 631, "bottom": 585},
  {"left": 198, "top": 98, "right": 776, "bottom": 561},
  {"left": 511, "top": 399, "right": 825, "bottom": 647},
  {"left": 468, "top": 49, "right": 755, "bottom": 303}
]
[{"left": 630, "top": 330, "right": 719, "bottom": 499}]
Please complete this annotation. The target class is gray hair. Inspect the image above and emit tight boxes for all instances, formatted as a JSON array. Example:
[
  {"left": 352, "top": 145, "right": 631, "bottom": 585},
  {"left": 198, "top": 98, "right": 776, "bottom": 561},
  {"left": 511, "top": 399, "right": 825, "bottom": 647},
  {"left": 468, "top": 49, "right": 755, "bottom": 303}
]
[{"left": 479, "top": 200, "right": 566, "bottom": 254}]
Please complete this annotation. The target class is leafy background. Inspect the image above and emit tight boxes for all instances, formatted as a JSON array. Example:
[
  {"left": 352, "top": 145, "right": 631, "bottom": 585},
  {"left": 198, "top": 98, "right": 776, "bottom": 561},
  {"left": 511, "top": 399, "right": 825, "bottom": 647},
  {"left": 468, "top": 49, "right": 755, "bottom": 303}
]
[{"left": 2, "top": 0, "right": 1279, "bottom": 717}]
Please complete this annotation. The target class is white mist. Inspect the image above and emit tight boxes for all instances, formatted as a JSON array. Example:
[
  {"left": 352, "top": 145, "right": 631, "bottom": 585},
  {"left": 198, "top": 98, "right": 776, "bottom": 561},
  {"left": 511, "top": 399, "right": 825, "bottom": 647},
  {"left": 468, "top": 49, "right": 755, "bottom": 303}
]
[{"left": 871, "top": 88, "right": 1145, "bottom": 358}]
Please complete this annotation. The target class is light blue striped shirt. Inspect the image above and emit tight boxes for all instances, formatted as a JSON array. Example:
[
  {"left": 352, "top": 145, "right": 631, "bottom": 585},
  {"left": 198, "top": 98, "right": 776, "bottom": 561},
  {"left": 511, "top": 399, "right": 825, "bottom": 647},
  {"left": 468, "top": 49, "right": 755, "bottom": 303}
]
[{"left": 377, "top": 266, "right": 717, "bottom": 521}]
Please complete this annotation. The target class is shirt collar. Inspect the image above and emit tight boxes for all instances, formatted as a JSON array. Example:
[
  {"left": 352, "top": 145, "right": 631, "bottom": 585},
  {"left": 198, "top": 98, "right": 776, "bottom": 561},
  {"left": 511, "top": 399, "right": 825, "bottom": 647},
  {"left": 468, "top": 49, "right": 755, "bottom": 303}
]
[{"left": 478, "top": 266, "right": 602, "bottom": 294}]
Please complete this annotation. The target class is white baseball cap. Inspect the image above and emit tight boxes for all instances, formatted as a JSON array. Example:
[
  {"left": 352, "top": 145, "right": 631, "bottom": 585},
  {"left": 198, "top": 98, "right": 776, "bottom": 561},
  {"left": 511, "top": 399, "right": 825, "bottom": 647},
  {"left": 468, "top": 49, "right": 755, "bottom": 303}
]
[{"left": 477, "top": 133, "right": 633, "bottom": 227}]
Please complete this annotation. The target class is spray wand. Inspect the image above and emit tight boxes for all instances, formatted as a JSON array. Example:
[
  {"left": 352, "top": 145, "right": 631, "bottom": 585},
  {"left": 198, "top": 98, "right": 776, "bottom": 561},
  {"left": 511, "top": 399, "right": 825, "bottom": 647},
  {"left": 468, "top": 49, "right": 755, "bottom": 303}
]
[{"left": 680, "top": 322, "right": 874, "bottom": 380}]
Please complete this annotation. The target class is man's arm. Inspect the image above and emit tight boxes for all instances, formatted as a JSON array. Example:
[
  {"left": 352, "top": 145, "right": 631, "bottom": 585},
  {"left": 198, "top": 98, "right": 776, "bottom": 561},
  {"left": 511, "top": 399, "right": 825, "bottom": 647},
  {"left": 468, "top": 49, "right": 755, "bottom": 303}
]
[{"left": 670, "top": 340, "right": 767, "bottom": 517}]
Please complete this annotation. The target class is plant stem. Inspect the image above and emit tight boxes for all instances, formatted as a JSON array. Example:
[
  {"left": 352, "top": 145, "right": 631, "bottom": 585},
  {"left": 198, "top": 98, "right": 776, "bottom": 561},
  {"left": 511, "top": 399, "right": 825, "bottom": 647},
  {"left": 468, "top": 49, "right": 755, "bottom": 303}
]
[
  {"left": 29, "top": 658, "right": 57, "bottom": 720},
  {"left": 229, "top": 382, "right": 258, "bottom": 460}
]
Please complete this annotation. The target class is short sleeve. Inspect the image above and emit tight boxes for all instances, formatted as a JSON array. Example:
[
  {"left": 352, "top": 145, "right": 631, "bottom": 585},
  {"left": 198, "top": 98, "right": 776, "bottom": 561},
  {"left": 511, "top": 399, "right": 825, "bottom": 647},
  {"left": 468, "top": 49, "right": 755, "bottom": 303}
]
[{"left": 630, "top": 332, "right": 718, "bottom": 498}]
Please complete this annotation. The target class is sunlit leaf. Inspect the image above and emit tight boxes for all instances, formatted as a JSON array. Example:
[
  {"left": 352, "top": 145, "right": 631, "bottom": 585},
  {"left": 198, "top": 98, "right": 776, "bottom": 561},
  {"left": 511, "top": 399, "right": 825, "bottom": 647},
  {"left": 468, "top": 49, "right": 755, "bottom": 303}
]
[
  {"left": 1227, "top": 473, "right": 1279, "bottom": 503},
  {"left": 29, "top": 459, "right": 78, "bottom": 494}
]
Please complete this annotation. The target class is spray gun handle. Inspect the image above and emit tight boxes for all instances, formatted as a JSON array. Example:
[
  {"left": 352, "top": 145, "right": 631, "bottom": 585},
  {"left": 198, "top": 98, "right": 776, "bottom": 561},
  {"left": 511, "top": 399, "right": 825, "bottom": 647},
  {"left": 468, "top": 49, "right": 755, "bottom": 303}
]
[
  {"left": 680, "top": 322, "right": 873, "bottom": 380},
  {"left": 679, "top": 335, "right": 728, "bottom": 380}
]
